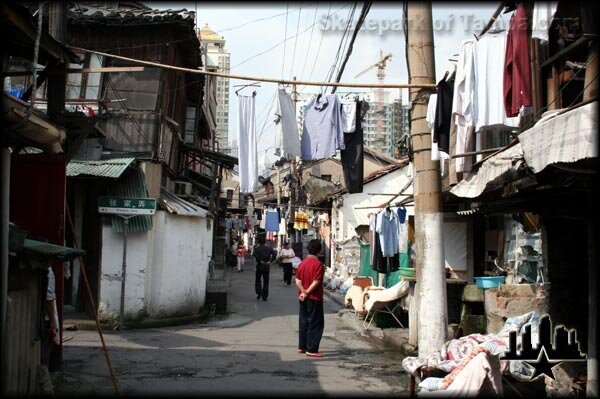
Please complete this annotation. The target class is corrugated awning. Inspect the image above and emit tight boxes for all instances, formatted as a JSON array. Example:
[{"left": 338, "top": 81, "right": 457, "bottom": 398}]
[
  {"left": 160, "top": 188, "right": 209, "bottom": 217},
  {"left": 67, "top": 158, "right": 135, "bottom": 178},
  {"left": 519, "top": 101, "right": 597, "bottom": 173},
  {"left": 450, "top": 142, "right": 525, "bottom": 199}
]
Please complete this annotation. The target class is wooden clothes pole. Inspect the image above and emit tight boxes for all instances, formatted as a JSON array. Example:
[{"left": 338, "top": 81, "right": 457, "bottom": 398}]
[{"left": 69, "top": 46, "right": 437, "bottom": 90}]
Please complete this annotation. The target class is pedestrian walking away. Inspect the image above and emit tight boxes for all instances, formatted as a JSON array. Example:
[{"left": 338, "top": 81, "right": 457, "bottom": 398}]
[
  {"left": 252, "top": 236, "right": 277, "bottom": 301},
  {"left": 236, "top": 240, "right": 246, "bottom": 272},
  {"left": 278, "top": 241, "right": 295, "bottom": 285},
  {"left": 295, "top": 239, "right": 325, "bottom": 358}
]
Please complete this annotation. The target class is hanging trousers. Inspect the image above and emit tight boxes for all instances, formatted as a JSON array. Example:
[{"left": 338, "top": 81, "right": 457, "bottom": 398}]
[
  {"left": 298, "top": 299, "right": 324, "bottom": 353},
  {"left": 282, "top": 262, "right": 293, "bottom": 285},
  {"left": 255, "top": 263, "right": 270, "bottom": 299}
]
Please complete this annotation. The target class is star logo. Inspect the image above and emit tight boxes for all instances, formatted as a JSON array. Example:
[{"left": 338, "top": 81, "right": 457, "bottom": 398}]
[{"left": 523, "top": 346, "right": 561, "bottom": 381}]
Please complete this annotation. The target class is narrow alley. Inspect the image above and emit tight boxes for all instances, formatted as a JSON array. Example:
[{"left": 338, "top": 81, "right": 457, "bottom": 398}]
[{"left": 59, "top": 258, "right": 411, "bottom": 396}]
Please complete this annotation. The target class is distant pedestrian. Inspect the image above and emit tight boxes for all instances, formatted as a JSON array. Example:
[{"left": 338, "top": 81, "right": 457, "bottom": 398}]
[
  {"left": 252, "top": 236, "right": 277, "bottom": 301},
  {"left": 278, "top": 241, "right": 295, "bottom": 285},
  {"left": 236, "top": 240, "right": 246, "bottom": 272},
  {"left": 295, "top": 239, "right": 325, "bottom": 357}
]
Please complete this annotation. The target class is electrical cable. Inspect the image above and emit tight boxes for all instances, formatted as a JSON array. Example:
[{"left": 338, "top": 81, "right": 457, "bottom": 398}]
[
  {"left": 299, "top": 2, "right": 332, "bottom": 94},
  {"left": 289, "top": 2, "right": 303, "bottom": 79},
  {"left": 322, "top": 2, "right": 357, "bottom": 93},
  {"left": 298, "top": 3, "right": 319, "bottom": 82},
  {"left": 330, "top": 1, "right": 373, "bottom": 94},
  {"left": 231, "top": 2, "right": 352, "bottom": 71},
  {"left": 281, "top": 2, "right": 289, "bottom": 79}
]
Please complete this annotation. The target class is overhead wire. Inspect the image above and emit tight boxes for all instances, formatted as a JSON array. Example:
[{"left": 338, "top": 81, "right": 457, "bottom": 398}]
[
  {"left": 322, "top": 2, "right": 357, "bottom": 93},
  {"left": 230, "top": 2, "right": 353, "bottom": 71},
  {"left": 289, "top": 2, "right": 303, "bottom": 79},
  {"left": 299, "top": 2, "right": 333, "bottom": 94},
  {"left": 330, "top": 1, "right": 373, "bottom": 94},
  {"left": 281, "top": 2, "right": 289, "bottom": 79},
  {"left": 298, "top": 3, "right": 319, "bottom": 82}
]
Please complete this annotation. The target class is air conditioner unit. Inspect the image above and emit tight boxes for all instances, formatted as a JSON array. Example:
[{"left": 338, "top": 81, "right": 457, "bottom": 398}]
[{"left": 173, "top": 181, "right": 193, "bottom": 196}]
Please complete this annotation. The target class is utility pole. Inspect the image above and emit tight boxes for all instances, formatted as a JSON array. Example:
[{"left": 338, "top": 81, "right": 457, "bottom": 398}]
[
  {"left": 289, "top": 76, "right": 298, "bottom": 244},
  {"left": 406, "top": 2, "right": 447, "bottom": 358}
]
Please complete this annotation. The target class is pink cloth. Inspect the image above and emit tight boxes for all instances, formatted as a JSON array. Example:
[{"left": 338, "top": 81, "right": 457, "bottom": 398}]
[{"left": 504, "top": 2, "right": 532, "bottom": 117}]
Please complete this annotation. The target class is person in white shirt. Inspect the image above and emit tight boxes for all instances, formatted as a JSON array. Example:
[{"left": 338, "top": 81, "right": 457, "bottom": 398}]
[{"left": 278, "top": 241, "right": 296, "bottom": 285}]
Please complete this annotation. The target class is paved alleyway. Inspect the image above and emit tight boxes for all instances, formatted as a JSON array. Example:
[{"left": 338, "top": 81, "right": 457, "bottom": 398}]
[{"left": 60, "top": 257, "right": 411, "bottom": 396}]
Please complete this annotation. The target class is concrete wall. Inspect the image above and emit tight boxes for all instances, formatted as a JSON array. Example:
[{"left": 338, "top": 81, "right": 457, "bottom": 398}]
[
  {"left": 146, "top": 211, "right": 212, "bottom": 318},
  {"left": 99, "top": 211, "right": 213, "bottom": 321},
  {"left": 99, "top": 221, "right": 149, "bottom": 321}
]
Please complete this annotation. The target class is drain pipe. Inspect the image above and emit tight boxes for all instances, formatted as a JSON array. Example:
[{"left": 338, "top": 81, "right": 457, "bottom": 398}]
[{"left": 0, "top": 146, "right": 10, "bottom": 395}]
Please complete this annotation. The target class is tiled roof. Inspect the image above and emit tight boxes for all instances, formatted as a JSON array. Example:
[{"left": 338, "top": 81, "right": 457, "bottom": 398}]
[{"left": 67, "top": 2, "right": 196, "bottom": 25}]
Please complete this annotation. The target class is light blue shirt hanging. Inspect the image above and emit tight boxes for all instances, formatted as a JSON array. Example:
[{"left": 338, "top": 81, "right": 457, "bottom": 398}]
[
  {"left": 376, "top": 209, "right": 400, "bottom": 257},
  {"left": 301, "top": 94, "right": 345, "bottom": 160}
]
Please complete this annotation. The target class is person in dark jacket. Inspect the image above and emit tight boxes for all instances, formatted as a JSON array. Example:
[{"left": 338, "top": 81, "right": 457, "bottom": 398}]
[{"left": 252, "top": 236, "right": 277, "bottom": 301}]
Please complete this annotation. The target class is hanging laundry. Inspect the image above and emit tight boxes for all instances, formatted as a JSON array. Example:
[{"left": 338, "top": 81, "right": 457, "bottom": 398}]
[
  {"left": 264, "top": 208, "right": 280, "bottom": 232},
  {"left": 238, "top": 95, "right": 258, "bottom": 193},
  {"left": 426, "top": 94, "right": 449, "bottom": 175},
  {"left": 504, "top": 2, "right": 532, "bottom": 118},
  {"left": 301, "top": 94, "right": 345, "bottom": 160},
  {"left": 452, "top": 39, "right": 477, "bottom": 173},
  {"left": 397, "top": 206, "right": 407, "bottom": 224},
  {"left": 293, "top": 210, "right": 309, "bottom": 230},
  {"left": 369, "top": 211, "right": 400, "bottom": 273},
  {"left": 340, "top": 99, "right": 366, "bottom": 194},
  {"left": 376, "top": 208, "right": 400, "bottom": 257},
  {"left": 531, "top": 2, "right": 558, "bottom": 44},
  {"left": 472, "top": 30, "right": 520, "bottom": 131},
  {"left": 340, "top": 97, "right": 357, "bottom": 133},
  {"left": 274, "top": 88, "right": 301, "bottom": 158},
  {"left": 434, "top": 76, "right": 455, "bottom": 154}
]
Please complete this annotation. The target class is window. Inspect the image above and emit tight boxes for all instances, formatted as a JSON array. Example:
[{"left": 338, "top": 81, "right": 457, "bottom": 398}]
[
  {"left": 321, "top": 174, "right": 332, "bottom": 182},
  {"left": 184, "top": 106, "right": 197, "bottom": 144}
]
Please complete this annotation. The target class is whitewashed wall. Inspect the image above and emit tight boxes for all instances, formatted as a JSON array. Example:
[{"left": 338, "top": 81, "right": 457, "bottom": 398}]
[
  {"left": 99, "top": 211, "right": 213, "bottom": 321},
  {"left": 146, "top": 211, "right": 212, "bottom": 318},
  {"left": 333, "top": 165, "right": 415, "bottom": 242},
  {"left": 99, "top": 221, "right": 149, "bottom": 321}
]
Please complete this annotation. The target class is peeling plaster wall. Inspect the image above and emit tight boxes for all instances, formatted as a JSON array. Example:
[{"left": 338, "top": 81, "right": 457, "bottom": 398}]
[
  {"left": 99, "top": 222, "right": 149, "bottom": 321},
  {"left": 146, "top": 211, "right": 211, "bottom": 318}
]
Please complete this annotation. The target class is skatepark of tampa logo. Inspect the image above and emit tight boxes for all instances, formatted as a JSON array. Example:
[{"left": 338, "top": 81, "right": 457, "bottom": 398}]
[{"left": 500, "top": 314, "right": 587, "bottom": 380}]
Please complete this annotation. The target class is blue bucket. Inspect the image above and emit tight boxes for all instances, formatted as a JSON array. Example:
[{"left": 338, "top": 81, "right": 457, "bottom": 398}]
[{"left": 474, "top": 276, "right": 505, "bottom": 289}]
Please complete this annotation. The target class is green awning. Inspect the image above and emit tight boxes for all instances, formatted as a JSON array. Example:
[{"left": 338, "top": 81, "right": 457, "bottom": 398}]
[
  {"left": 23, "top": 239, "right": 86, "bottom": 261},
  {"left": 67, "top": 157, "right": 135, "bottom": 178}
]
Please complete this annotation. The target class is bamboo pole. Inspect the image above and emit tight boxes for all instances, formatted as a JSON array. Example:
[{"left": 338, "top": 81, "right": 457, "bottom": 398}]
[
  {"left": 69, "top": 46, "right": 437, "bottom": 89},
  {"left": 65, "top": 206, "right": 120, "bottom": 396}
]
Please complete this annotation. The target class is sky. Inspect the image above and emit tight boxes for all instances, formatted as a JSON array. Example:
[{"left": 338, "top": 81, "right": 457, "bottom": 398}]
[{"left": 150, "top": 2, "right": 501, "bottom": 173}]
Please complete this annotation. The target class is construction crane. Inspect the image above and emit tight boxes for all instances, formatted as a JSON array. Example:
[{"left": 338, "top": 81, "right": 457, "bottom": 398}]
[{"left": 354, "top": 50, "right": 392, "bottom": 153}]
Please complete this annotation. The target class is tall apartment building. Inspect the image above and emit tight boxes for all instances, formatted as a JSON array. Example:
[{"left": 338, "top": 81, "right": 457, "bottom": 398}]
[{"left": 198, "top": 24, "right": 230, "bottom": 153}]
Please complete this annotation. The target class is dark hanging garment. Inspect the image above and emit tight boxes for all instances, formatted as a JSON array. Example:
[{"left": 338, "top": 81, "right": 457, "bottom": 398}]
[
  {"left": 340, "top": 99, "right": 364, "bottom": 194},
  {"left": 434, "top": 77, "right": 454, "bottom": 154}
]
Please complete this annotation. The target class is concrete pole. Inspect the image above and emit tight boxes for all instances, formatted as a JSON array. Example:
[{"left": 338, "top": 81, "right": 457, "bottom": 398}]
[
  {"left": 406, "top": 2, "right": 448, "bottom": 358},
  {"left": 0, "top": 146, "right": 10, "bottom": 395},
  {"left": 276, "top": 165, "right": 282, "bottom": 250}
]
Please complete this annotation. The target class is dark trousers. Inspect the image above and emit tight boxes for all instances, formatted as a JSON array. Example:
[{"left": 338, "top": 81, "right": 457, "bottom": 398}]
[
  {"left": 298, "top": 299, "right": 324, "bottom": 353},
  {"left": 255, "top": 263, "right": 270, "bottom": 299},
  {"left": 282, "top": 263, "right": 293, "bottom": 285}
]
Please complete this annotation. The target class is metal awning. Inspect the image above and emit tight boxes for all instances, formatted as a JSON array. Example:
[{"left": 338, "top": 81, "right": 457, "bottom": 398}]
[
  {"left": 450, "top": 142, "right": 525, "bottom": 199},
  {"left": 160, "top": 188, "right": 209, "bottom": 217},
  {"left": 23, "top": 239, "right": 86, "bottom": 262},
  {"left": 67, "top": 157, "right": 135, "bottom": 178},
  {"left": 519, "top": 101, "right": 597, "bottom": 173}
]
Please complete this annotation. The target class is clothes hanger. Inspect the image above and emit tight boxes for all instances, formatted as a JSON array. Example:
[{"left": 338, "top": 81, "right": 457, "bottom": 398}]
[{"left": 234, "top": 82, "right": 261, "bottom": 96}]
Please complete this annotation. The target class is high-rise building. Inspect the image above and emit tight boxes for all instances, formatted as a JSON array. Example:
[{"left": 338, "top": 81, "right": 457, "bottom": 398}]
[{"left": 198, "top": 24, "right": 230, "bottom": 154}]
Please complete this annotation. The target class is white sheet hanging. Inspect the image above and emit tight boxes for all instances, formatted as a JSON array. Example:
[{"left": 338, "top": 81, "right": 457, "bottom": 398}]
[
  {"left": 274, "top": 88, "right": 301, "bottom": 157},
  {"left": 238, "top": 95, "right": 258, "bottom": 193}
]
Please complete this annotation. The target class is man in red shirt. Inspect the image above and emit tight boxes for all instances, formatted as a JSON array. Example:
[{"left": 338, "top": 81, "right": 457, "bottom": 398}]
[{"left": 295, "top": 239, "right": 325, "bottom": 357}]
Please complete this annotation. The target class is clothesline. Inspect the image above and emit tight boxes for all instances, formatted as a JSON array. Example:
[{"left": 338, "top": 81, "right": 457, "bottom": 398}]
[
  {"left": 260, "top": 201, "right": 330, "bottom": 211},
  {"left": 69, "top": 46, "right": 438, "bottom": 89}
]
